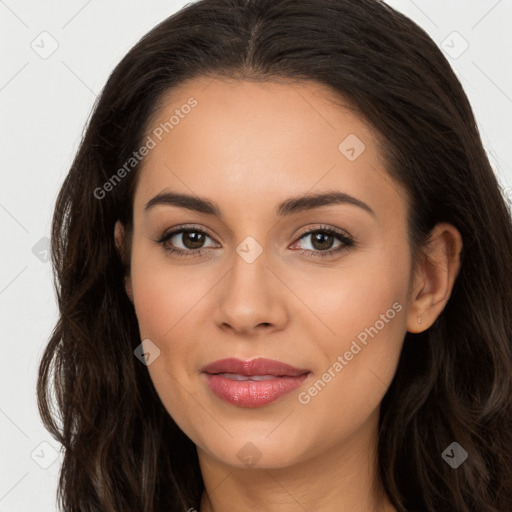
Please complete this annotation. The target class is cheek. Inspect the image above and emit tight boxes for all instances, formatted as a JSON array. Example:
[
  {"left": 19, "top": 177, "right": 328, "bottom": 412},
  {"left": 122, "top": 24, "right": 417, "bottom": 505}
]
[
  {"left": 294, "top": 245, "right": 410, "bottom": 428},
  {"left": 291, "top": 237, "right": 409, "bottom": 345},
  {"left": 128, "top": 250, "right": 209, "bottom": 428},
  {"left": 129, "top": 241, "right": 210, "bottom": 340}
]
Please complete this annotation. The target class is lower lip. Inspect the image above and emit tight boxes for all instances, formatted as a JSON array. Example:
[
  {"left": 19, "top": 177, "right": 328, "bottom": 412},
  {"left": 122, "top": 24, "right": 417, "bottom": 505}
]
[{"left": 202, "top": 373, "right": 310, "bottom": 408}]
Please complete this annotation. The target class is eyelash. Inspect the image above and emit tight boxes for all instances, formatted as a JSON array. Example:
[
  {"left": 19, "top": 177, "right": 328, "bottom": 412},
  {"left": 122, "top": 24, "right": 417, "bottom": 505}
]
[{"left": 155, "top": 224, "right": 355, "bottom": 259}]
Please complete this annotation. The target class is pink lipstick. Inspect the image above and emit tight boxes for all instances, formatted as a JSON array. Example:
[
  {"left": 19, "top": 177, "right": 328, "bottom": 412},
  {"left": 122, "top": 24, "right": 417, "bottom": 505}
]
[{"left": 201, "top": 357, "right": 311, "bottom": 407}]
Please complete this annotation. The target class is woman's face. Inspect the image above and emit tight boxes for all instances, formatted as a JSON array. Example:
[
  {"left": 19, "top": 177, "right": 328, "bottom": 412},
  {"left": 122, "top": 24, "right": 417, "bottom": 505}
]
[{"left": 120, "top": 77, "right": 417, "bottom": 470}]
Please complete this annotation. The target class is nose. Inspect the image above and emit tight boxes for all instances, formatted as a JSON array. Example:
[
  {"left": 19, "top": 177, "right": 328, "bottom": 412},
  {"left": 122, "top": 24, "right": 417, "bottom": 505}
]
[{"left": 213, "top": 248, "right": 289, "bottom": 336}]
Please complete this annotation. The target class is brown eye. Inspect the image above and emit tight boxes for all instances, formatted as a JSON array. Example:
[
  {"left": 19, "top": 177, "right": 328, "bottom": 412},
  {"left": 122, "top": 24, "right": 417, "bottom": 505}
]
[
  {"left": 292, "top": 226, "right": 355, "bottom": 259},
  {"left": 176, "top": 230, "right": 207, "bottom": 249},
  {"left": 308, "top": 231, "right": 337, "bottom": 251},
  {"left": 156, "top": 226, "right": 218, "bottom": 258}
]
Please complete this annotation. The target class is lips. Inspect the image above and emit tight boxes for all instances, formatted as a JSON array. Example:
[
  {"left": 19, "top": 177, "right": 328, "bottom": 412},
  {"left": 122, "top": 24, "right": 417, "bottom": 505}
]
[
  {"left": 201, "top": 357, "right": 311, "bottom": 407},
  {"left": 201, "top": 357, "right": 310, "bottom": 378}
]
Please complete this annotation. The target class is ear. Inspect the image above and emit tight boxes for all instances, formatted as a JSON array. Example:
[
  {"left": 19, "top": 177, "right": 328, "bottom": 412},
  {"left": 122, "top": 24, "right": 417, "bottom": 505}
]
[
  {"left": 406, "top": 222, "right": 463, "bottom": 333},
  {"left": 114, "top": 220, "right": 133, "bottom": 303}
]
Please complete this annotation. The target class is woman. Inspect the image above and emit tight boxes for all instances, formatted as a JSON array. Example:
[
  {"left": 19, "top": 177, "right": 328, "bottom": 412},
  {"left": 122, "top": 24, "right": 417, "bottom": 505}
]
[{"left": 37, "top": 0, "right": 512, "bottom": 510}]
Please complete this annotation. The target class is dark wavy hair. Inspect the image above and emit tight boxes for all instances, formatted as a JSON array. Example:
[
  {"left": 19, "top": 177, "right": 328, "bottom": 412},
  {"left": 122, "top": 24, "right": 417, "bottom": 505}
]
[{"left": 37, "top": 0, "right": 512, "bottom": 510}]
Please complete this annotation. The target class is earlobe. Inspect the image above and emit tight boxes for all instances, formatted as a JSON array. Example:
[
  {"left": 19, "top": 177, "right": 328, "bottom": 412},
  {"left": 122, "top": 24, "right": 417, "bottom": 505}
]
[
  {"left": 114, "top": 220, "right": 125, "bottom": 254},
  {"left": 406, "top": 222, "right": 463, "bottom": 333},
  {"left": 124, "top": 275, "right": 134, "bottom": 303},
  {"left": 114, "top": 220, "right": 134, "bottom": 303}
]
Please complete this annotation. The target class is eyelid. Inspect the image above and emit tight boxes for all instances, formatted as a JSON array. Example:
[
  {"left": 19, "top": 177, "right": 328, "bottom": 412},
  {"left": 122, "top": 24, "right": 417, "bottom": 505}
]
[
  {"left": 156, "top": 224, "right": 217, "bottom": 243},
  {"left": 291, "top": 224, "right": 354, "bottom": 256},
  {"left": 156, "top": 223, "right": 354, "bottom": 258},
  {"left": 294, "top": 224, "right": 352, "bottom": 241},
  {"left": 157, "top": 224, "right": 351, "bottom": 243}
]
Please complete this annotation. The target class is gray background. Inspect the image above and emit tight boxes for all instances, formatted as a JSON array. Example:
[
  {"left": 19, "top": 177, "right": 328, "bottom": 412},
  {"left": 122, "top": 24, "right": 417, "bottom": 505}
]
[{"left": 1, "top": 0, "right": 511, "bottom": 510}]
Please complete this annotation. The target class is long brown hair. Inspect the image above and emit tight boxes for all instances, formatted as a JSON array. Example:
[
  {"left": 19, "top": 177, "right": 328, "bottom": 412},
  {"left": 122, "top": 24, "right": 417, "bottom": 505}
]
[{"left": 37, "top": 0, "right": 512, "bottom": 510}]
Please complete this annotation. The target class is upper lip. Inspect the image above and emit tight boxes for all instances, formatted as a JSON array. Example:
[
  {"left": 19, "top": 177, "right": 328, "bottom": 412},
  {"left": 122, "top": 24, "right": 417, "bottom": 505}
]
[{"left": 201, "top": 357, "right": 310, "bottom": 377}]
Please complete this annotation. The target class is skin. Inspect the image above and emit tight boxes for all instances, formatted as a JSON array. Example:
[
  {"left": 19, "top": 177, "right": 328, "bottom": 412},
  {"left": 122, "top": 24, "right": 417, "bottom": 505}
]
[{"left": 115, "top": 77, "right": 462, "bottom": 511}]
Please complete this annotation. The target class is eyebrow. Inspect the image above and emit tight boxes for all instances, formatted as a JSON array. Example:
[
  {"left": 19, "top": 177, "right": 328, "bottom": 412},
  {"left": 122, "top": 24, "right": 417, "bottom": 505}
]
[{"left": 144, "top": 190, "right": 375, "bottom": 217}]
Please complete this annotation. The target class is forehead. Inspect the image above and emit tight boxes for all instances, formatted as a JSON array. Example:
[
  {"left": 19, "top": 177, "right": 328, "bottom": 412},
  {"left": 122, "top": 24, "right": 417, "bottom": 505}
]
[{"left": 133, "top": 77, "right": 406, "bottom": 223}]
